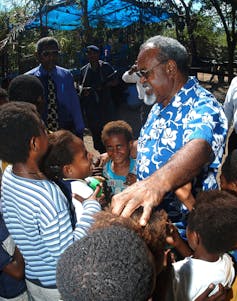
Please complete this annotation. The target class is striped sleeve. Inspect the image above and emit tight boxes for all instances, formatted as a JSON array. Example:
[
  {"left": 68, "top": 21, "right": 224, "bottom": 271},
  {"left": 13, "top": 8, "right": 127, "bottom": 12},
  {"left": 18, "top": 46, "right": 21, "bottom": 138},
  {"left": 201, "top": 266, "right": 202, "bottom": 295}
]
[{"left": 74, "top": 199, "right": 101, "bottom": 238}]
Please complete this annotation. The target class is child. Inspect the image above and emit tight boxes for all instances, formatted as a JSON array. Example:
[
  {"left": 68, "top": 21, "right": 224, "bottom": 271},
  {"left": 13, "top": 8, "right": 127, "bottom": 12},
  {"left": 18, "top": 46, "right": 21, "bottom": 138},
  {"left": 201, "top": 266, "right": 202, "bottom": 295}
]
[
  {"left": 41, "top": 129, "right": 103, "bottom": 226},
  {"left": 101, "top": 120, "right": 137, "bottom": 196},
  {"left": 220, "top": 149, "right": 237, "bottom": 195},
  {"left": 219, "top": 150, "right": 237, "bottom": 301},
  {"left": 56, "top": 224, "right": 157, "bottom": 301},
  {"left": 167, "top": 190, "right": 237, "bottom": 301},
  {"left": 0, "top": 102, "right": 100, "bottom": 300},
  {"left": 8, "top": 74, "right": 45, "bottom": 115},
  {"left": 0, "top": 213, "right": 29, "bottom": 300},
  {"left": 56, "top": 207, "right": 226, "bottom": 301}
]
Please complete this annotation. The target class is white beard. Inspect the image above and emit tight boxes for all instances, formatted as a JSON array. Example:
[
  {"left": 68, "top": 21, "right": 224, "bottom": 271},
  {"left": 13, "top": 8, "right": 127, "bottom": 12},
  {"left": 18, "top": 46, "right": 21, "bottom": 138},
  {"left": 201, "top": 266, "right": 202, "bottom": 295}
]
[
  {"left": 143, "top": 83, "right": 157, "bottom": 105},
  {"left": 143, "top": 92, "right": 157, "bottom": 105}
]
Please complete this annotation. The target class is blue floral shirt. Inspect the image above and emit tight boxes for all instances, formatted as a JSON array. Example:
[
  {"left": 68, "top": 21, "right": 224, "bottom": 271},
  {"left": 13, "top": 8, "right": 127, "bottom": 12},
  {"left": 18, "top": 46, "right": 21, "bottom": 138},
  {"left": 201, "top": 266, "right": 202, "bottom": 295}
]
[{"left": 137, "top": 77, "right": 228, "bottom": 222}]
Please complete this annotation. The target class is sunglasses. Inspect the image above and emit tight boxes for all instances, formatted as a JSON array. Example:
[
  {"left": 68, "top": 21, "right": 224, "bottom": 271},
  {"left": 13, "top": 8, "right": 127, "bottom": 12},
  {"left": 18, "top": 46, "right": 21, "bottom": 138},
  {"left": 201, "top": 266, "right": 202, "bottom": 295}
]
[
  {"left": 41, "top": 50, "right": 60, "bottom": 57},
  {"left": 136, "top": 61, "right": 165, "bottom": 79}
]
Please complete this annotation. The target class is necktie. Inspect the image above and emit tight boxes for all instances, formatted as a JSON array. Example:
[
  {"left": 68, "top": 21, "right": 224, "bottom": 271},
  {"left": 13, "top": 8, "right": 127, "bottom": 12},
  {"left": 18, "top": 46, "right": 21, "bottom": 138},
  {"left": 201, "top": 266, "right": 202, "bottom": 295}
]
[{"left": 47, "top": 74, "right": 59, "bottom": 131}]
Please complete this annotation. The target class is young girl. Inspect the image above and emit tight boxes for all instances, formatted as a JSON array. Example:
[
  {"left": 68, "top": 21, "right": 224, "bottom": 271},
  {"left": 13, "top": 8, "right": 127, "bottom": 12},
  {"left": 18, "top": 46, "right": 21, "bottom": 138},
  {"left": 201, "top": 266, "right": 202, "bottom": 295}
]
[
  {"left": 41, "top": 129, "right": 103, "bottom": 227},
  {"left": 101, "top": 120, "right": 137, "bottom": 196}
]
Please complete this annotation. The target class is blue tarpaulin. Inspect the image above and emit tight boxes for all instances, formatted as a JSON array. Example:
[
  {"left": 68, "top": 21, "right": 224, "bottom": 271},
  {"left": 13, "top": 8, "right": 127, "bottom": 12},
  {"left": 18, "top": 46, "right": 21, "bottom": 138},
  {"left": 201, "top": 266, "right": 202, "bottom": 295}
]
[{"left": 25, "top": 0, "right": 170, "bottom": 30}]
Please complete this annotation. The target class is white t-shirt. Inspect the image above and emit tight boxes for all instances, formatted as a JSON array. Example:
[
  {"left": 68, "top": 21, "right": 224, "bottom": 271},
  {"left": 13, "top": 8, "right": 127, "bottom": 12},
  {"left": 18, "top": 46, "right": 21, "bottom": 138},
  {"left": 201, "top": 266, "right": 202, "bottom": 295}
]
[
  {"left": 172, "top": 253, "right": 235, "bottom": 301},
  {"left": 224, "top": 76, "right": 237, "bottom": 133}
]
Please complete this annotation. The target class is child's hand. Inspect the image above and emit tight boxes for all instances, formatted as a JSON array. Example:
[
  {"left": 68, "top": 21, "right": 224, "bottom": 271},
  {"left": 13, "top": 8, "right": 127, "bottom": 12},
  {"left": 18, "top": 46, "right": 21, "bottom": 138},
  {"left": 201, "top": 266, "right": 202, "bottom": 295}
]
[
  {"left": 175, "top": 182, "right": 195, "bottom": 211},
  {"left": 92, "top": 154, "right": 108, "bottom": 176},
  {"left": 125, "top": 173, "right": 137, "bottom": 186},
  {"left": 166, "top": 222, "right": 181, "bottom": 248},
  {"left": 166, "top": 221, "right": 193, "bottom": 257},
  {"left": 72, "top": 185, "right": 104, "bottom": 203},
  {"left": 194, "top": 284, "right": 229, "bottom": 301}
]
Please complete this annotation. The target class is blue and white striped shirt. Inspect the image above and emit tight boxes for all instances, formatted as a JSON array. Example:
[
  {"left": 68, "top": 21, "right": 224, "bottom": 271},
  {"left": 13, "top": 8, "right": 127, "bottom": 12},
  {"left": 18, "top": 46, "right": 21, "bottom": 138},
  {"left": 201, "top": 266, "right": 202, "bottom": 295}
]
[{"left": 1, "top": 165, "right": 101, "bottom": 287}]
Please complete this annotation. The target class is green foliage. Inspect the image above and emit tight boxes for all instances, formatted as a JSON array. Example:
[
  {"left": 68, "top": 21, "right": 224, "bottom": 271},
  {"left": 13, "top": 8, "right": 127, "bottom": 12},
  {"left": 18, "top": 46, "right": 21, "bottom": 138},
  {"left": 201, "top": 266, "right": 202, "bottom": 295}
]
[{"left": 0, "top": 0, "right": 236, "bottom": 79}]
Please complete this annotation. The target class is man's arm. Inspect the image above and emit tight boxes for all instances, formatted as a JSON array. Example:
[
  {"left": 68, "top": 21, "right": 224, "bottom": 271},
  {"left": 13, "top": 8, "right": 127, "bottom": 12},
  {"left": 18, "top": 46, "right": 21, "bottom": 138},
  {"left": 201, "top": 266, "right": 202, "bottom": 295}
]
[
  {"left": 111, "top": 139, "right": 213, "bottom": 225},
  {"left": 122, "top": 68, "right": 138, "bottom": 84}
]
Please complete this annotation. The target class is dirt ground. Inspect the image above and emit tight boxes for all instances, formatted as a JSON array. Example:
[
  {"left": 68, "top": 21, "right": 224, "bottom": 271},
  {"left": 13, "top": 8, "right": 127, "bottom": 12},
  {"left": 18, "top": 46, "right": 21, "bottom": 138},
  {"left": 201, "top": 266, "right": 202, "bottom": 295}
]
[{"left": 197, "top": 72, "right": 229, "bottom": 103}]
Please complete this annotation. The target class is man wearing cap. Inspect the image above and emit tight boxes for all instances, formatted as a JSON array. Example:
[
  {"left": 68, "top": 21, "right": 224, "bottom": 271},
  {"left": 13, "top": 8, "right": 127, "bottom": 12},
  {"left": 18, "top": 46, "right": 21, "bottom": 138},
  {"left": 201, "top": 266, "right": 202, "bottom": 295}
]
[
  {"left": 79, "top": 45, "right": 118, "bottom": 152},
  {"left": 26, "top": 36, "right": 85, "bottom": 137}
]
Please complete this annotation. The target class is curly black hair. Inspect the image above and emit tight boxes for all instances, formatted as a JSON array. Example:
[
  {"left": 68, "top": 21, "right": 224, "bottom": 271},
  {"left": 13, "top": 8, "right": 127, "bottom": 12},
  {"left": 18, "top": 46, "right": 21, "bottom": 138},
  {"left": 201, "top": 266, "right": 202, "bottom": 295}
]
[
  {"left": 188, "top": 190, "right": 237, "bottom": 254},
  {"left": 42, "top": 129, "right": 83, "bottom": 180},
  {"left": 0, "top": 102, "right": 42, "bottom": 163},
  {"left": 8, "top": 75, "right": 44, "bottom": 107},
  {"left": 56, "top": 225, "right": 156, "bottom": 301},
  {"left": 91, "top": 208, "right": 167, "bottom": 275},
  {"left": 101, "top": 120, "right": 134, "bottom": 145}
]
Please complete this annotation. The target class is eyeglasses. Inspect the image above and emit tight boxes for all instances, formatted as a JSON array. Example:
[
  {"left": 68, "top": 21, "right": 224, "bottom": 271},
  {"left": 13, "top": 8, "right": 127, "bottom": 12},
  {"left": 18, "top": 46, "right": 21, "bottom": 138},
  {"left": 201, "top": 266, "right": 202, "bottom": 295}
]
[
  {"left": 41, "top": 50, "right": 60, "bottom": 57},
  {"left": 136, "top": 61, "right": 165, "bottom": 79}
]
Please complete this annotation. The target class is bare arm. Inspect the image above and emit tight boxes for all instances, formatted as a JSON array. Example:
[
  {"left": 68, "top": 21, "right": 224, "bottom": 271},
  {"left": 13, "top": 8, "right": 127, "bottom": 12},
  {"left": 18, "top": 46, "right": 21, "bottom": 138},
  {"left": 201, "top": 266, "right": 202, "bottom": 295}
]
[
  {"left": 166, "top": 223, "right": 193, "bottom": 257},
  {"left": 3, "top": 246, "right": 25, "bottom": 280},
  {"left": 111, "top": 139, "right": 213, "bottom": 225},
  {"left": 175, "top": 182, "right": 195, "bottom": 211}
]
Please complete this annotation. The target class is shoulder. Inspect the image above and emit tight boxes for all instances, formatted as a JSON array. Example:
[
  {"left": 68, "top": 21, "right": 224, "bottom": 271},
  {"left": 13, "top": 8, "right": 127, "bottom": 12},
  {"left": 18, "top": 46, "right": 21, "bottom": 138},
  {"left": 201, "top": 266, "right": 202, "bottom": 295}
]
[
  {"left": 221, "top": 253, "right": 235, "bottom": 265},
  {"left": 100, "top": 60, "right": 114, "bottom": 70},
  {"left": 55, "top": 66, "right": 71, "bottom": 75},
  {"left": 230, "top": 76, "right": 237, "bottom": 87},
  {"left": 25, "top": 65, "right": 40, "bottom": 75},
  {"left": 80, "top": 63, "right": 90, "bottom": 72}
]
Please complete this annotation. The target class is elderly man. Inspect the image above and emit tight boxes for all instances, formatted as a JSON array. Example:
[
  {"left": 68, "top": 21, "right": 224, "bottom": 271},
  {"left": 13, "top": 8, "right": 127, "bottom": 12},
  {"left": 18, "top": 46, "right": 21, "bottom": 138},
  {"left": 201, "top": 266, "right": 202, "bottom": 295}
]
[{"left": 111, "top": 35, "right": 227, "bottom": 227}]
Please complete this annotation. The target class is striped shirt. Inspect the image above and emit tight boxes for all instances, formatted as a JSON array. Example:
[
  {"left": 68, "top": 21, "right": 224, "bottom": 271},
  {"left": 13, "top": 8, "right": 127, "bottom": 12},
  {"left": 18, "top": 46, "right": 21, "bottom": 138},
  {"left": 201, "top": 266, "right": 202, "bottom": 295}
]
[{"left": 1, "top": 165, "right": 101, "bottom": 287}]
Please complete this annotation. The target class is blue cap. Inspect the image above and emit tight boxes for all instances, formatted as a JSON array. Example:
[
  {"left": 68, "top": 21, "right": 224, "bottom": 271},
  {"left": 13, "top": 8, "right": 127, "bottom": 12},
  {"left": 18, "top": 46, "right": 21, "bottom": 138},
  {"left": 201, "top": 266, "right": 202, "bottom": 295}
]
[{"left": 86, "top": 45, "right": 100, "bottom": 52}]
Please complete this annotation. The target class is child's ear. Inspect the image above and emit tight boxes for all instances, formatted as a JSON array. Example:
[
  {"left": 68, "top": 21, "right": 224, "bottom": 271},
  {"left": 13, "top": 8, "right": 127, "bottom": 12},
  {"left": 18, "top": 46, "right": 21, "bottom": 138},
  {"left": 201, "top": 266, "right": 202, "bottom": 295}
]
[
  {"left": 231, "top": 181, "right": 237, "bottom": 191},
  {"left": 30, "top": 136, "right": 38, "bottom": 152},
  {"left": 63, "top": 164, "right": 73, "bottom": 178},
  {"left": 193, "top": 231, "right": 200, "bottom": 247}
]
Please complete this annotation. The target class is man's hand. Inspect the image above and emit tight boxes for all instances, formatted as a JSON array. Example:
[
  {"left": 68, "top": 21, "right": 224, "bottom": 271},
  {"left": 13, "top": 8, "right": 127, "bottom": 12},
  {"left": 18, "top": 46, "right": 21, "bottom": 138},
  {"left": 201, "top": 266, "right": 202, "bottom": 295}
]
[
  {"left": 111, "top": 176, "right": 166, "bottom": 226},
  {"left": 81, "top": 86, "right": 92, "bottom": 96},
  {"left": 128, "top": 64, "right": 138, "bottom": 75}
]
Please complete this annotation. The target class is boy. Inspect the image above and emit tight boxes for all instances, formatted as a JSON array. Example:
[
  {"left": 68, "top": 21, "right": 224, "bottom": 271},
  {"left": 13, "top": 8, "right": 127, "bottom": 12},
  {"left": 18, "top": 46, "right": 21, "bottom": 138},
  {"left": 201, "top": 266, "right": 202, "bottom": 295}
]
[
  {"left": 167, "top": 190, "right": 237, "bottom": 301},
  {"left": 220, "top": 149, "right": 237, "bottom": 195},
  {"left": 8, "top": 74, "right": 45, "bottom": 115},
  {"left": 57, "top": 225, "right": 157, "bottom": 301}
]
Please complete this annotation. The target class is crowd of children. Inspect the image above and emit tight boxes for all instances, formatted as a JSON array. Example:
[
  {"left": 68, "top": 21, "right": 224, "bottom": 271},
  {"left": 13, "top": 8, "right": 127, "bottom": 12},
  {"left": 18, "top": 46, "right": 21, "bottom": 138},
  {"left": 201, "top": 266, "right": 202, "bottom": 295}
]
[{"left": 0, "top": 63, "right": 237, "bottom": 301}]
